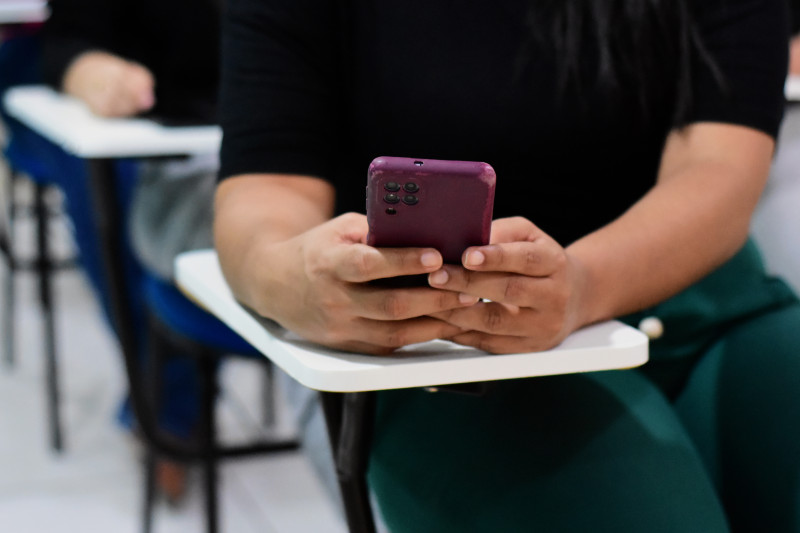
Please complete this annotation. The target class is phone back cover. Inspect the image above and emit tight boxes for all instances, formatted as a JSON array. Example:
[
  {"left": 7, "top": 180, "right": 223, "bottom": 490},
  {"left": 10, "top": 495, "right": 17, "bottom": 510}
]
[{"left": 366, "top": 156, "right": 496, "bottom": 264}]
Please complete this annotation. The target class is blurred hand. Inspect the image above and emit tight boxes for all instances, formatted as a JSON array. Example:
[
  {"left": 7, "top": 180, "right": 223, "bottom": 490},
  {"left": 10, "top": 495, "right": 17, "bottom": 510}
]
[
  {"left": 253, "top": 213, "right": 476, "bottom": 354},
  {"left": 427, "top": 217, "right": 590, "bottom": 354},
  {"left": 62, "top": 51, "right": 155, "bottom": 117},
  {"left": 791, "top": 35, "right": 800, "bottom": 76}
]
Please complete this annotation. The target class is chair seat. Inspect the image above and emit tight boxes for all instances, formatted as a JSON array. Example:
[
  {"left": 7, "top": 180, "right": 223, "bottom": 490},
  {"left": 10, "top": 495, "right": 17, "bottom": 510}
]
[
  {"left": 4, "top": 124, "right": 64, "bottom": 184},
  {"left": 143, "top": 273, "right": 261, "bottom": 357}
]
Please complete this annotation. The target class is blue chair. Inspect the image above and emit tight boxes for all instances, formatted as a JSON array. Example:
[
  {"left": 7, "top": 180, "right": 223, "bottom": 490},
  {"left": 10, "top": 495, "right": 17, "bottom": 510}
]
[
  {"left": 134, "top": 274, "right": 298, "bottom": 533},
  {"left": 4, "top": 121, "right": 299, "bottom": 532}
]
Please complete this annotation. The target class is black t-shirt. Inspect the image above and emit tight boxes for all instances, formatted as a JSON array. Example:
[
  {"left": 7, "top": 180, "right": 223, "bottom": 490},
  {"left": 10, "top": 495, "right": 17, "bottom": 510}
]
[
  {"left": 219, "top": 0, "right": 788, "bottom": 246},
  {"left": 42, "top": 0, "right": 221, "bottom": 123}
]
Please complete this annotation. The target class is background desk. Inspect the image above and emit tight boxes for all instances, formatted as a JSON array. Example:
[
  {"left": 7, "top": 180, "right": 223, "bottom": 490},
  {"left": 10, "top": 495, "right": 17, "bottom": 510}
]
[
  {"left": 0, "top": 1, "right": 47, "bottom": 24},
  {"left": 3, "top": 84, "right": 221, "bottom": 354},
  {"left": 175, "top": 249, "right": 649, "bottom": 533},
  {"left": 787, "top": 75, "right": 800, "bottom": 102},
  {"left": 3, "top": 84, "right": 221, "bottom": 454},
  {"left": 4, "top": 86, "right": 221, "bottom": 158}
]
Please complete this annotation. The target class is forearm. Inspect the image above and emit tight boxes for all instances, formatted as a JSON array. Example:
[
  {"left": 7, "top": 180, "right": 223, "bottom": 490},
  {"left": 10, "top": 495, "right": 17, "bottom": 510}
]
[
  {"left": 568, "top": 124, "right": 774, "bottom": 326},
  {"left": 213, "top": 173, "right": 335, "bottom": 313}
]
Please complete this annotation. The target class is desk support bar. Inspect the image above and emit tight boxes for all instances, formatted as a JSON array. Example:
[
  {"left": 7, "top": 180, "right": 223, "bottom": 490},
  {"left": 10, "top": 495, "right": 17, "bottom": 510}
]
[
  {"left": 1, "top": 170, "right": 16, "bottom": 369},
  {"left": 321, "top": 391, "right": 377, "bottom": 533},
  {"left": 87, "top": 159, "right": 141, "bottom": 360},
  {"left": 35, "top": 181, "right": 63, "bottom": 452}
]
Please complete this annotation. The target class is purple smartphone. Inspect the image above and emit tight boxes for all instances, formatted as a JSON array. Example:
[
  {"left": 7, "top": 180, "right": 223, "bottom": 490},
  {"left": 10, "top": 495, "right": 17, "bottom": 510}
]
[{"left": 366, "top": 156, "right": 496, "bottom": 264}]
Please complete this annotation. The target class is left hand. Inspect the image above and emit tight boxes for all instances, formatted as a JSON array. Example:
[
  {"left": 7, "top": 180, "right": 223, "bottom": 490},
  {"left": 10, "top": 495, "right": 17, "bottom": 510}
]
[{"left": 428, "top": 217, "right": 590, "bottom": 353}]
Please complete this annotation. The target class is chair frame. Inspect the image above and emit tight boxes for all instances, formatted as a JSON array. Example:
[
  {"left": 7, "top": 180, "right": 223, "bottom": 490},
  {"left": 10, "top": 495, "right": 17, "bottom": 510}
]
[
  {"left": 1, "top": 168, "right": 76, "bottom": 452},
  {"left": 86, "top": 158, "right": 298, "bottom": 533}
]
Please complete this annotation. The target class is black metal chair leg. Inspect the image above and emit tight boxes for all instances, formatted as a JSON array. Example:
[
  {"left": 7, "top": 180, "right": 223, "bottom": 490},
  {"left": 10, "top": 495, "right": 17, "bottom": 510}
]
[
  {"left": 261, "top": 361, "right": 276, "bottom": 428},
  {"left": 2, "top": 170, "right": 18, "bottom": 369},
  {"left": 199, "top": 355, "right": 219, "bottom": 533},
  {"left": 143, "top": 447, "right": 157, "bottom": 533},
  {"left": 320, "top": 391, "right": 377, "bottom": 533},
  {"left": 142, "top": 315, "right": 167, "bottom": 533},
  {"left": 35, "top": 182, "right": 63, "bottom": 452}
]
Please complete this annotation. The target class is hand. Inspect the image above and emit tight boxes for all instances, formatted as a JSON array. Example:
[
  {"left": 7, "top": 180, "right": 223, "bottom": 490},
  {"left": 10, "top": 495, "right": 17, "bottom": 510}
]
[
  {"left": 62, "top": 51, "right": 155, "bottom": 117},
  {"left": 427, "top": 217, "right": 589, "bottom": 354},
  {"left": 252, "top": 213, "right": 477, "bottom": 354},
  {"left": 791, "top": 35, "right": 800, "bottom": 76}
]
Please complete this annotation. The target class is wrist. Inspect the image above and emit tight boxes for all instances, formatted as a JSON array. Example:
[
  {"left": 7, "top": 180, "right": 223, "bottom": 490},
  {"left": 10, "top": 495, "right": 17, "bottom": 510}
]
[{"left": 564, "top": 242, "right": 613, "bottom": 329}]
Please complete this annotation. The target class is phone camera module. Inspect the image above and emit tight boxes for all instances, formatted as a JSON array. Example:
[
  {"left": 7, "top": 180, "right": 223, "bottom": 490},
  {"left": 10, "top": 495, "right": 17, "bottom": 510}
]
[
  {"left": 384, "top": 182, "right": 401, "bottom": 192},
  {"left": 403, "top": 182, "right": 419, "bottom": 193},
  {"left": 384, "top": 193, "right": 400, "bottom": 204},
  {"left": 402, "top": 194, "right": 419, "bottom": 205}
]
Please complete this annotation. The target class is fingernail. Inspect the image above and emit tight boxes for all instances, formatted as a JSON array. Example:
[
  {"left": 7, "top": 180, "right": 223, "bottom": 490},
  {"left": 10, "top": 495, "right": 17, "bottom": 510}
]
[
  {"left": 459, "top": 293, "right": 479, "bottom": 305},
  {"left": 421, "top": 251, "right": 439, "bottom": 267},
  {"left": 429, "top": 269, "right": 448, "bottom": 285},
  {"left": 140, "top": 92, "right": 154, "bottom": 109},
  {"left": 465, "top": 250, "right": 485, "bottom": 267}
]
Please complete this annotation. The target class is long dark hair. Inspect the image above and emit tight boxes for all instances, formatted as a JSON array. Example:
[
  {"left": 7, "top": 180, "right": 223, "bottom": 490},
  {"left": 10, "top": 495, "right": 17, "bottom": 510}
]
[{"left": 521, "top": 0, "right": 721, "bottom": 126}]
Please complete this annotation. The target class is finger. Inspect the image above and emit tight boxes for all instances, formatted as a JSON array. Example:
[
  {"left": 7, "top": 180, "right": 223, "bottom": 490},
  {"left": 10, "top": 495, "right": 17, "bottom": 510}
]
[
  {"left": 331, "top": 244, "right": 443, "bottom": 283},
  {"left": 354, "top": 317, "right": 466, "bottom": 349},
  {"left": 125, "top": 62, "right": 156, "bottom": 111},
  {"left": 331, "top": 212, "right": 370, "bottom": 244},
  {"left": 488, "top": 216, "right": 542, "bottom": 244},
  {"left": 89, "top": 93, "right": 131, "bottom": 117},
  {"left": 430, "top": 301, "right": 535, "bottom": 336},
  {"left": 446, "top": 331, "right": 559, "bottom": 354},
  {"left": 461, "top": 240, "right": 565, "bottom": 277},
  {"left": 324, "top": 339, "right": 396, "bottom": 356},
  {"left": 95, "top": 80, "right": 140, "bottom": 117},
  {"left": 349, "top": 285, "right": 479, "bottom": 320},
  {"left": 431, "top": 301, "right": 568, "bottom": 342},
  {"left": 429, "top": 266, "right": 550, "bottom": 307}
]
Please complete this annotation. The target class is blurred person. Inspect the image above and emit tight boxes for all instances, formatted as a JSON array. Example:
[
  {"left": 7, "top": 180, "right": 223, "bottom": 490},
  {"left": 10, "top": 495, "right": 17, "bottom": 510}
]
[{"left": 41, "top": 0, "right": 221, "bottom": 503}]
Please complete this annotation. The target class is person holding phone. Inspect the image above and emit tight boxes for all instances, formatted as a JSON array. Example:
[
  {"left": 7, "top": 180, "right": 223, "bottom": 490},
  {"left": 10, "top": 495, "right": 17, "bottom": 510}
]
[{"left": 216, "top": 0, "right": 800, "bottom": 531}]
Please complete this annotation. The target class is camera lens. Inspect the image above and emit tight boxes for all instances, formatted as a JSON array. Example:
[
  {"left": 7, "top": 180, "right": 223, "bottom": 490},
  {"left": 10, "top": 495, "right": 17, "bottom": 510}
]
[
  {"left": 384, "top": 193, "right": 400, "bottom": 204},
  {"left": 403, "top": 182, "right": 419, "bottom": 193},
  {"left": 402, "top": 194, "right": 418, "bottom": 205},
  {"left": 384, "top": 182, "right": 401, "bottom": 192}
]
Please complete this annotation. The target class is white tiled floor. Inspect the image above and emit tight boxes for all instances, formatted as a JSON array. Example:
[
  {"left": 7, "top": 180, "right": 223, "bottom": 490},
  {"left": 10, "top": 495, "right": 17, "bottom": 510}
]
[{"left": 0, "top": 176, "right": 347, "bottom": 532}]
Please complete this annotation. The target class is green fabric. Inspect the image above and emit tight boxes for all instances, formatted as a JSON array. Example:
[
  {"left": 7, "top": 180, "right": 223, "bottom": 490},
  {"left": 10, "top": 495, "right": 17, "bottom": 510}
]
[
  {"left": 368, "top": 241, "right": 800, "bottom": 532},
  {"left": 621, "top": 240, "right": 797, "bottom": 397},
  {"left": 675, "top": 304, "right": 800, "bottom": 532}
]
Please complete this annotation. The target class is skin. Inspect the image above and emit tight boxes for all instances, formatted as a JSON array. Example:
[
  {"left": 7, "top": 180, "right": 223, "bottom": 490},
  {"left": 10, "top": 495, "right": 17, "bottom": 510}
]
[
  {"left": 791, "top": 35, "right": 800, "bottom": 76},
  {"left": 215, "top": 122, "right": 774, "bottom": 355},
  {"left": 62, "top": 51, "right": 155, "bottom": 117}
]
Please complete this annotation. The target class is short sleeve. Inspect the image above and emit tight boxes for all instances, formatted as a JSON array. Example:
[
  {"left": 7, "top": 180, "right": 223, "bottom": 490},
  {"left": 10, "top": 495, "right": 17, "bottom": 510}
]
[
  {"left": 218, "top": 0, "right": 340, "bottom": 181},
  {"left": 685, "top": 0, "right": 789, "bottom": 138}
]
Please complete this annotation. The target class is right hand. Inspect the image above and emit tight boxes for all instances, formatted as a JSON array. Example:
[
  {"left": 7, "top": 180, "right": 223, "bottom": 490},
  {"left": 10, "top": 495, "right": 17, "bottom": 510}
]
[
  {"left": 250, "top": 213, "right": 478, "bottom": 354},
  {"left": 62, "top": 51, "right": 155, "bottom": 117}
]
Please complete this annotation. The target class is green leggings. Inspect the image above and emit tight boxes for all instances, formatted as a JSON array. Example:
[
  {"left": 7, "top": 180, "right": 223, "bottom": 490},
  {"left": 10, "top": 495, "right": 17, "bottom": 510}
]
[{"left": 368, "top": 241, "right": 800, "bottom": 532}]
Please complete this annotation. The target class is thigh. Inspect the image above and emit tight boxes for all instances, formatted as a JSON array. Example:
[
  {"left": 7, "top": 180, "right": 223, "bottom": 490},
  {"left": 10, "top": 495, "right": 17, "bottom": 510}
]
[
  {"left": 369, "top": 370, "right": 729, "bottom": 533},
  {"left": 676, "top": 303, "right": 800, "bottom": 533}
]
